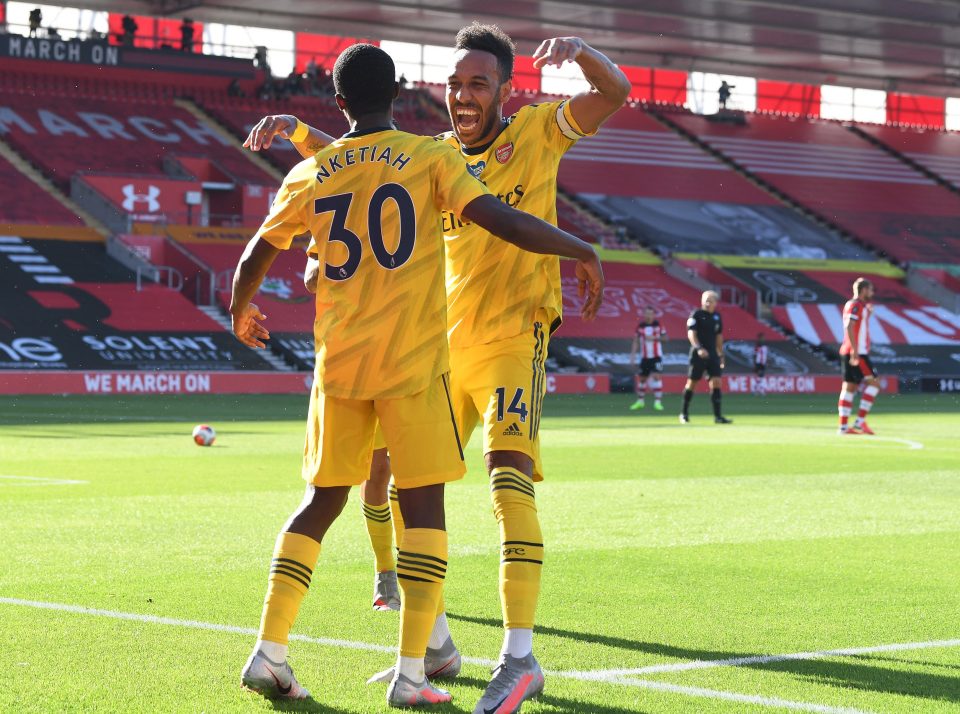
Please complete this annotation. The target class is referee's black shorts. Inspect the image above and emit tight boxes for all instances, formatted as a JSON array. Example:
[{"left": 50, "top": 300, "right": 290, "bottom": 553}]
[{"left": 688, "top": 352, "right": 722, "bottom": 380}]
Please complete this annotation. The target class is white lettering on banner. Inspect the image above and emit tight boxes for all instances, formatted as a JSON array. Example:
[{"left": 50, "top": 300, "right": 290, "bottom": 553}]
[
  {"left": 77, "top": 112, "right": 134, "bottom": 140},
  {"left": 170, "top": 118, "right": 231, "bottom": 146},
  {"left": 83, "top": 373, "right": 112, "bottom": 392},
  {"left": 89, "top": 45, "right": 118, "bottom": 65},
  {"left": 0, "top": 107, "right": 36, "bottom": 135},
  {"left": 562, "top": 280, "right": 691, "bottom": 320},
  {"left": 8, "top": 36, "right": 21, "bottom": 56},
  {"left": 185, "top": 374, "right": 211, "bottom": 392},
  {"left": 83, "top": 335, "right": 219, "bottom": 352},
  {"left": 37, "top": 110, "right": 89, "bottom": 138},
  {"left": 128, "top": 117, "right": 181, "bottom": 143},
  {"left": 69, "top": 43, "right": 82, "bottom": 62},
  {"left": 121, "top": 185, "right": 161, "bottom": 213},
  {"left": 546, "top": 375, "right": 556, "bottom": 393},
  {"left": 728, "top": 375, "right": 818, "bottom": 394},
  {"left": 0, "top": 338, "right": 63, "bottom": 363}
]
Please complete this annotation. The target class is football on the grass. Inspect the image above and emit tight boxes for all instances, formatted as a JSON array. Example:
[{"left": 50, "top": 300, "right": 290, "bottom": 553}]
[{"left": 192, "top": 424, "right": 216, "bottom": 446}]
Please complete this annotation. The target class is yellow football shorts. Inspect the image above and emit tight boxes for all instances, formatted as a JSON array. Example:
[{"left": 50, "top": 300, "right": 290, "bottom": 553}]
[
  {"left": 302, "top": 373, "right": 465, "bottom": 489},
  {"left": 448, "top": 313, "right": 551, "bottom": 481}
]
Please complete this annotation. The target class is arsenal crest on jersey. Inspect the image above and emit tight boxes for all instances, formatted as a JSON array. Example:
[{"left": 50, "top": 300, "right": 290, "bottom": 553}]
[{"left": 495, "top": 142, "right": 514, "bottom": 164}]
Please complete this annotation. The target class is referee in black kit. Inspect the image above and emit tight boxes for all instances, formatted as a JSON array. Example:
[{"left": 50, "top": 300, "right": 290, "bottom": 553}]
[{"left": 680, "top": 290, "right": 733, "bottom": 424}]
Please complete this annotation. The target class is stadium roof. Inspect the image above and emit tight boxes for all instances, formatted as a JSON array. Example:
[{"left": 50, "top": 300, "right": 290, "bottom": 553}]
[{"left": 74, "top": 0, "right": 960, "bottom": 95}]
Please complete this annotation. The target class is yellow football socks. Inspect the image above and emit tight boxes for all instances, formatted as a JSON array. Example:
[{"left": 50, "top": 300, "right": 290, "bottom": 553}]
[
  {"left": 490, "top": 467, "right": 543, "bottom": 630},
  {"left": 396, "top": 528, "right": 447, "bottom": 658},
  {"left": 258, "top": 531, "right": 322, "bottom": 645},
  {"left": 361, "top": 499, "right": 396, "bottom": 572}
]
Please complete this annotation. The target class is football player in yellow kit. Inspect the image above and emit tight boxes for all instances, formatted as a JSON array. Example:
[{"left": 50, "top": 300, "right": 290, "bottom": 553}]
[
  {"left": 245, "top": 25, "right": 628, "bottom": 713},
  {"left": 234, "top": 43, "right": 602, "bottom": 710}
]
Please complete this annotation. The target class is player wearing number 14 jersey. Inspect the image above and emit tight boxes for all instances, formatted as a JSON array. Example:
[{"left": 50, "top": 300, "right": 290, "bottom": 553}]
[
  {"left": 242, "top": 25, "right": 627, "bottom": 713},
  {"left": 230, "top": 44, "right": 603, "bottom": 709}
]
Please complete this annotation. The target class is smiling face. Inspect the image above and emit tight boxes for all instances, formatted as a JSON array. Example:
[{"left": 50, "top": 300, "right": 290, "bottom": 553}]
[{"left": 446, "top": 48, "right": 512, "bottom": 147}]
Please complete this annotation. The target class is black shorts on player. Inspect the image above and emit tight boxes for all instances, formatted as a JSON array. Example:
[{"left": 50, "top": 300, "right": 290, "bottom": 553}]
[
  {"left": 639, "top": 357, "right": 663, "bottom": 378},
  {"left": 688, "top": 351, "right": 722, "bottom": 381},
  {"left": 841, "top": 354, "right": 876, "bottom": 384},
  {"left": 754, "top": 363, "right": 766, "bottom": 378}
]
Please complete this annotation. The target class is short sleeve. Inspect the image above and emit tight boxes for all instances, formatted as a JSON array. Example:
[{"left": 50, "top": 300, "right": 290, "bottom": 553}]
[
  {"left": 253, "top": 174, "right": 309, "bottom": 251},
  {"left": 848, "top": 303, "right": 861, "bottom": 321},
  {"left": 526, "top": 100, "right": 596, "bottom": 155},
  {"left": 686, "top": 313, "right": 697, "bottom": 329},
  {"left": 433, "top": 144, "right": 490, "bottom": 214}
]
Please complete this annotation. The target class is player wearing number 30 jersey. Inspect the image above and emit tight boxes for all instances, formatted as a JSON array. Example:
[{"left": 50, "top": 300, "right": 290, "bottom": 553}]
[{"left": 231, "top": 43, "right": 603, "bottom": 710}]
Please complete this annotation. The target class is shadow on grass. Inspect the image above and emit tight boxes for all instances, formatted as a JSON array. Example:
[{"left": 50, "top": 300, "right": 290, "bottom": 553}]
[{"left": 448, "top": 613, "right": 960, "bottom": 704}]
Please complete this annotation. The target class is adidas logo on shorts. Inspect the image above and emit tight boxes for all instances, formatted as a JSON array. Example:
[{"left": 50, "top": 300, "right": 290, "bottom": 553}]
[{"left": 502, "top": 422, "right": 522, "bottom": 436}]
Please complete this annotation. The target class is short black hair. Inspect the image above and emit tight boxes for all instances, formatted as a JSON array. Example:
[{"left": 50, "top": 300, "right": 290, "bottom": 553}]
[
  {"left": 333, "top": 44, "right": 397, "bottom": 116},
  {"left": 454, "top": 22, "right": 516, "bottom": 84}
]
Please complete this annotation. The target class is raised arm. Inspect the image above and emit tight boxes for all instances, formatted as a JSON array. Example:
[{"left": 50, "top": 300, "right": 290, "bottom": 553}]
[
  {"left": 230, "top": 237, "right": 282, "bottom": 348},
  {"left": 532, "top": 37, "right": 630, "bottom": 135},
  {"left": 460, "top": 194, "right": 604, "bottom": 320},
  {"left": 243, "top": 115, "right": 334, "bottom": 159}
]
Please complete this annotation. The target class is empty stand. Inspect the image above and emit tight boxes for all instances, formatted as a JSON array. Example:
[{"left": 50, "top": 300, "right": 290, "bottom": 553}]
[
  {"left": 166, "top": 228, "right": 315, "bottom": 334},
  {"left": 549, "top": 259, "right": 829, "bottom": 376},
  {"left": 0, "top": 91, "right": 274, "bottom": 192},
  {"left": 0, "top": 234, "right": 272, "bottom": 370},
  {"left": 670, "top": 113, "right": 960, "bottom": 263},
  {"left": 558, "top": 106, "right": 776, "bottom": 204},
  {"left": 0, "top": 153, "right": 83, "bottom": 225},
  {"left": 858, "top": 125, "right": 960, "bottom": 191}
]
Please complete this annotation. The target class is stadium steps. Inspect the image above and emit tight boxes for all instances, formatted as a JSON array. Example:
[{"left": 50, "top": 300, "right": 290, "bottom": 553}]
[
  {"left": 846, "top": 124, "right": 960, "bottom": 198},
  {"left": 648, "top": 110, "right": 886, "bottom": 263},
  {"left": 196, "top": 304, "right": 295, "bottom": 372},
  {"left": 0, "top": 137, "right": 109, "bottom": 235},
  {"left": 175, "top": 99, "right": 285, "bottom": 184}
]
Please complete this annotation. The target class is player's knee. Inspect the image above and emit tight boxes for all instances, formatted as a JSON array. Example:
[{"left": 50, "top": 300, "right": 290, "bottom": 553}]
[
  {"left": 485, "top": 449, "right": 533, "bottom": 475},
  {"left": 490, "top": 468, "right": 538, "bottom": 522},
  {"left": 397, "top": 483, "right": 446, "bottom": 531},
  {"left": 367, "top": 447, "right": 392, "bottom": 489}
]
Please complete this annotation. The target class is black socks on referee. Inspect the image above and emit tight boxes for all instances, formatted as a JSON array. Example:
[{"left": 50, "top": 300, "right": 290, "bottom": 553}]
[
  {"left": 682, "top": 388, "right": 693, "bottom": 417},
  {"left": 711, "top": 388, "right": 722, "bottom": 418}
]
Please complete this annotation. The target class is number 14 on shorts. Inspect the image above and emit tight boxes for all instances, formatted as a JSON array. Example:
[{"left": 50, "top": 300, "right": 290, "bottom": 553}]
[{"left": 495, "top": 387, "right": 528, "bottom": 422}]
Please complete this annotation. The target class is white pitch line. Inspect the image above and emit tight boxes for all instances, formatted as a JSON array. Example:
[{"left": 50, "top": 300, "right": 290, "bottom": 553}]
[
  {"left": 2, "top": 597, "right": 950, "bottom": 714},
  {"left": 612, "top": 678, "right": 874, "bottom": 714},
  {"left": 855, "top": 436, "right": 924, "bottom": 451},
  {"left": 0, "top": 597, "right": 495, "bottom": 667},
  {"left": 566, "top": 638, "right": 960, "bottom": 678},
  {"left": 0, "top": 475, "right": 88, "bottom": 486}
]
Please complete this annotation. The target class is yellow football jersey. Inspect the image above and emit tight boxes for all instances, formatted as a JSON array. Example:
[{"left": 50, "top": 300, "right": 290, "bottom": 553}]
[
  {"left": 255, "top": 128, "right": 489, "bottom": 400},
  {"left": 441, "top": 100, "right": 593, "bottom": 348}
]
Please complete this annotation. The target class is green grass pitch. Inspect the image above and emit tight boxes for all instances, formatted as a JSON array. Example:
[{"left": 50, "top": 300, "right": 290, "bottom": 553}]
[{"left": 1, "top": 391, "right": 959, "bottom": 713}]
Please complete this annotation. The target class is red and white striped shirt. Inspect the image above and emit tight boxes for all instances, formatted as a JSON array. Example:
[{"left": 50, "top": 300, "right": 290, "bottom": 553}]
[
  {"left": 636, "top": 320, "right": 666, "bottom": 359},
  {"left": 754, "top": 344, "right": 768, "bottom": 365},
  {"left": 840, "top": 299, "right": 871, "bottom": 355}
]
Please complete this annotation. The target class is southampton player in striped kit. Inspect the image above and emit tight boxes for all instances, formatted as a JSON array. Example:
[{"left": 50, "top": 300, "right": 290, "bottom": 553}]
[
  {"left": 629, "top": 306, "right": 666, "bottom": 411},
  {"left": 244, "top": 25, "right": 629, "bottom": 714},
  {"left": 753, "top": 334, "right": 768, "bottom": 396},
  {"left": 838, "top": 278, "right": 881, "bottom": 435},
  {"left": 232, "top": 44, "right": 603, "bottom": 709}
]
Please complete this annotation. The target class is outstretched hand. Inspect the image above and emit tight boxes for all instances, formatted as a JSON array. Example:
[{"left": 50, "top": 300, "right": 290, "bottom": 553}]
[
  {"left": 243, "top": 114, "right": 297, "bottom": 151},
  {"left": 575, "top": 254, "right": 605, "bottom": 321},
  {"left": 232, "top": 302, "right": 270, "bottom": 348},
  {"left": 532, "top": 36, "right": 584, "bottom": 69}
]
